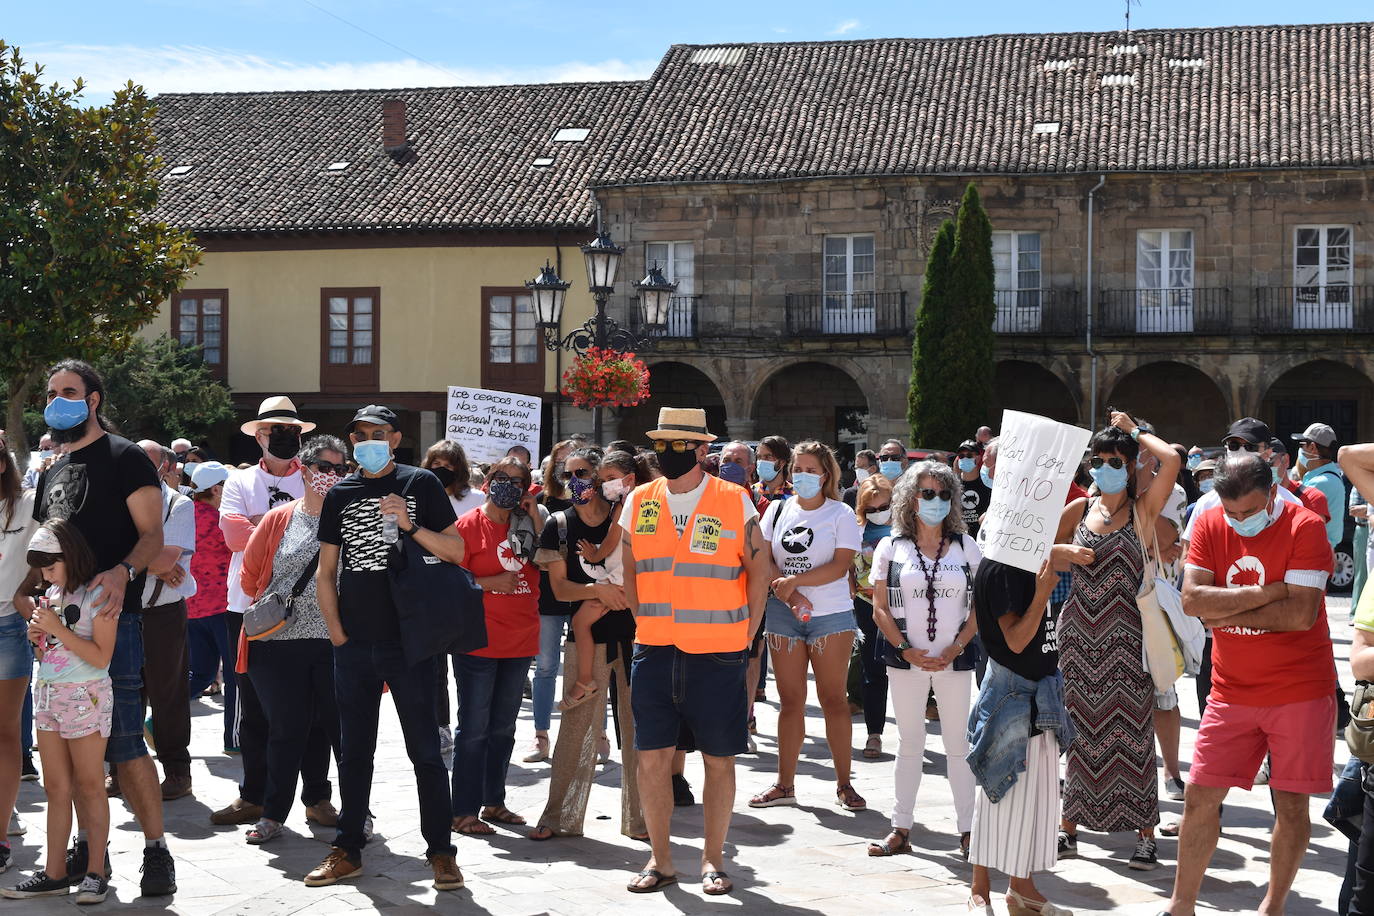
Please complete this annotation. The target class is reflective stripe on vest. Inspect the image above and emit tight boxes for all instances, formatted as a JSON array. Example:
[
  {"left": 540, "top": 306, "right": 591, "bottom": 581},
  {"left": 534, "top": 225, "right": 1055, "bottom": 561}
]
[
  {"left": 635, "top": 557, "right": 673, "bottom": 574},
  {"left": 675, "top": 605, "right": 748, "bottom": 624},
  {"left": 673, "top": 562, "right": 742, "bottom": 581},
  {"left": 638, "top": 602, "right": 673, "bottom": 617}
]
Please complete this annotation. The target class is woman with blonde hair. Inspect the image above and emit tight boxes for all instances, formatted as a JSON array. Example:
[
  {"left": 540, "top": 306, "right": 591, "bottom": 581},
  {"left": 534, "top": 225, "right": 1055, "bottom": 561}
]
[
  {"left": 851, "top": 473, "right": 894, "bottom": 759},
  {"left": 749, "top": 441, "right": 864, "bottom": 811}
]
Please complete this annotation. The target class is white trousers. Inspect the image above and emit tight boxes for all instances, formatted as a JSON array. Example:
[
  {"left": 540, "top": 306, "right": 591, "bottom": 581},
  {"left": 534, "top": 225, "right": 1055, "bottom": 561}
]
[{"left": 888, "top": 665, "right": 975, "bottom": 833}]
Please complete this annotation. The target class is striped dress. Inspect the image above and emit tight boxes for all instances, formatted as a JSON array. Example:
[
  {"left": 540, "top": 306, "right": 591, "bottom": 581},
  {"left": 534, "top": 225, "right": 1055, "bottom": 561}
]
[{"left": 1059, "top": 511, "right": 1159, "bottom": 832}]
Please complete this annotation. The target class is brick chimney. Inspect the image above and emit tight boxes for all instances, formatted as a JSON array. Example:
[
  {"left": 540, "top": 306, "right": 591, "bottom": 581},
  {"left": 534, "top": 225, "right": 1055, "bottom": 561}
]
[{"left": 382, "top": 98, "right": 408, "bottom": 153}]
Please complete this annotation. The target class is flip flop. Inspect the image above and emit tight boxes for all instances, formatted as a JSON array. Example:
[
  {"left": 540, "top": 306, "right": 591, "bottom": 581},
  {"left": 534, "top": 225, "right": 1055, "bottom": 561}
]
[
  {"left": 627, "top": 869, "right": 677, "bottom": 894},
  {"left": 702, "top": 871, "right": 733, "bottom": 896}
]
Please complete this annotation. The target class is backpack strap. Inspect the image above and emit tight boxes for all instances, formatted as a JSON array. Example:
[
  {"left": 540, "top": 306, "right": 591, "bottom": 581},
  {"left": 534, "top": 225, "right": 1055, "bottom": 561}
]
[{"left": 554, "top": 510, "right": 570, "bottom": 560}]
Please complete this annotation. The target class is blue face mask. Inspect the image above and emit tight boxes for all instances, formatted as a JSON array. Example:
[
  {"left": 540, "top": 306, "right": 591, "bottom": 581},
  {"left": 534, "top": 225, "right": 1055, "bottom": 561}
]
[
  {"left": 1225, "top": 499, "right": 1275, "bottom": 538},
  {"left": 957, "top": 457, "right": 976, "bottom": 474},
  {"left": 879, "top": 459, "right": 904, "bottom": 480},
  {"left": 718, "top": 461, "right": 748, "bottom": 487},
  {"left": 1199, "top": 478, "right": 1215, "bottom": 494},
  {"left": 1186, "top": 453, "right": 1202, "bottom": 471},
  {"left": 44, "top": 396, "right": 89, "bottom": 431},
  {"left": 1271, "top": 467, "right": 1283, "bottom": 486},
  {"left": 918, "top": 497, "right": 951, "bottom": 526},
  {"left": 756, "top": 459, "right": 779, "bottom": 482},
  {"left": 352, "top": 440, "right": 392, "bottom": 475},
  {"left": 792, "top": 471, "right": 823, "bottom": 500},
  {"left": 980, "top": 467, "right": 994, "bottom": 489},
  {"left": 1090, "top": 463, "right": 1129, "bottom": 494}
]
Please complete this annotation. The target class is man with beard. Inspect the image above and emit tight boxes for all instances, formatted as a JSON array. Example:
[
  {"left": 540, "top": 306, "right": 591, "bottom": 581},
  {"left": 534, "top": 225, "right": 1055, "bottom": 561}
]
[
  {"left": 16, "top": 359, "right": 176, "bottom": 895},
  {"left": 210, "top": 398, "right": 337, "bottom": 832}
]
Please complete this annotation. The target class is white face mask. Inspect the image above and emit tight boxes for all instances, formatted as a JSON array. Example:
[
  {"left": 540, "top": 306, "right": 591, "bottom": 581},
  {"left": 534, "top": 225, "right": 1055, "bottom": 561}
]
[
  {"left": 854, "top": 468, "right": 872, "bottom": 483},
  {"left": 866, "top": 508, "right": 892, "bottom": 525},
  {"left": 601, "top": 477, "right": 629, "bottom": 502}
]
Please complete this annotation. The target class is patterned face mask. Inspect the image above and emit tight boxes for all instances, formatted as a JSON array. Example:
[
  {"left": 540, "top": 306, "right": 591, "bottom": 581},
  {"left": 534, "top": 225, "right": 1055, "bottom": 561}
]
[{"left": 308, "top": 470, "right": 342, "bottom": 497}]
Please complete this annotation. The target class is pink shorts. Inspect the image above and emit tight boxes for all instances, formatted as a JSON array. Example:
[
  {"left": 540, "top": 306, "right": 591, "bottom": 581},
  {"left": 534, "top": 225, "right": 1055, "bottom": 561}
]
[
  {"left": 34, "top": 679, "right": 113, "bottom": 741},
  {"left": 1190, "top": 693, "right": 1335, "bottom": 795}
]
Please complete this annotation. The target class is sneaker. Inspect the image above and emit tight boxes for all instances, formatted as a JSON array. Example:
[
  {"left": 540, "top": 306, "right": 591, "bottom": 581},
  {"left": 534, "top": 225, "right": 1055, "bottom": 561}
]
[
  {"left": 1128, "top": 835, "right": 1159, "bottom": 871},
  {"left": 305, "top": 800, "right": 339, "bottom": 828},
  {"left": 64, "top": 839, "right": 110, "bottom": 884},
  {"left": 223, "top": 746, "right": 241, "bottom": 756},
  {"left": 75, "top": 873, "right": 108, "bottom": 905},
  {"left": 1165, "top": 777, "right": 1186, "bottom": 802},
  {"left": 160, "top": 774, "right": 192, "bottom": 801},
  {"left": 363, "top": 815, "right": 375, "bottom": 842},
  {"left": 305, "top": 847, "right": 360, "bottom": 887},
  {"left": 143, "top": 716, "right": 156, "bottom": 752},
  {"left": 20, "top": 758, "right": 37, "bottom": 782},
  {"left": 140, "top": 844, "right": 177, "bottom": 896},
  {"left": 0, "top": 872, "right": 71, "bottom": 898},
  {"left": 8, "top": 814, "right": 24, "bottom": 837},
  {"left": 210, "top": 798, "right": 263, "bottom": 826},
  {"left": 1254, "top": 757, "right": 1271, "bottom": 786},
  {"left": 672, "top": 773, "right": 695, "bottom": 807},
  {"left": 1056, "top": 831, "right": 1078, "bottom": 859},
  {"left": 428, "top": 853, "right": 464, "bottom": 891},
  {"left": 438, "top": 727, "right": 454, "bottom": 769}
]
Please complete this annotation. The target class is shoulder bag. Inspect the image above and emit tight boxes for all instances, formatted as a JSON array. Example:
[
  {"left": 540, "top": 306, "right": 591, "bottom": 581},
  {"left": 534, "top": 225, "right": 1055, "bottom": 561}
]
[
  {"left": 874, "top": 535, "right": 980, "bottom": 670},
  {"left": 244, "top": 550, "right": 318, "bottom": 640},
  {"left": 1346, "top": 681, "right": 1374, "bottom": 764},
  {"left": 1134, "top": 503, "right": 1188, "bottom": 691}
]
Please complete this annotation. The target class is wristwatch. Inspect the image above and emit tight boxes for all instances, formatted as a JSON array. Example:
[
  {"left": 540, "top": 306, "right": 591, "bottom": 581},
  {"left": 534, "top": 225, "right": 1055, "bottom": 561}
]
[
  {"left": 954, "top": 638, "right": 966, "bottom": 651},
  {"left": 119, "top": 562, "right": 136, "bottom": 581},
  {"left": 896, "top": 640, "right": 912, "bottom": 652}
]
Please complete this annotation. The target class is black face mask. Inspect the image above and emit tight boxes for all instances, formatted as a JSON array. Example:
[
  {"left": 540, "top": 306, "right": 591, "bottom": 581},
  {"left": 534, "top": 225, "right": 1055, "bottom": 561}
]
[
  {"left": 266, "top": 428, "right": 301, "bottom": 461},
  {"left": 431, "top": 466, "right": 457, "bottom": 489},
  {"left": 657, "top": 447, "right": 701, "bottom": 480}
]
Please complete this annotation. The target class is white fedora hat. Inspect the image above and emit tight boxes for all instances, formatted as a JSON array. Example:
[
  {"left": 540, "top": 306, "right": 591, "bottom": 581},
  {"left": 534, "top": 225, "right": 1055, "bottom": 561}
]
[
  {"left": 645, "top": 407, "right": 716, "bottom": 442},
  {"left": 240, "top": 396, "right": 317, "bottom": 436}
]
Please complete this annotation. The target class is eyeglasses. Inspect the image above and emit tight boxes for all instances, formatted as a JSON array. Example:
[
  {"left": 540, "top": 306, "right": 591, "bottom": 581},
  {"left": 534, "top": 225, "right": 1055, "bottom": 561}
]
[
  {"left": 1090, "top": 456, "right": 1125, "bottom": 470},
  {"left": 652, "top": 440, "right": 695, "bottom": 454},
  {"left": 308, "top": 461, "right": 347, "bottom": 475},
  {"left": 556, "top": 467, "right": 596, "bottom": 482},
  {"left": 918, "top": 488, "right": 952, "bottom": 501},
  {"left": 1224, "top": 440, "right": 1260, "bottom": 452},
  {"left": 490, "top": 473, "right": 517, "bottom": 484}
]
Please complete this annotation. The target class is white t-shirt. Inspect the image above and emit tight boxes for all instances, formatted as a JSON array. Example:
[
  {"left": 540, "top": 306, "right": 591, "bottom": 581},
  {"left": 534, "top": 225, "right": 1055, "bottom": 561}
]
[
  {"left": 871, "top": 534, "right": 982, "bottom": 653},
  {"left": 220, "top": 463, "right": 305, "bottom": 612},
  {"left": 449, "top": 489, "right": 485, "bottom": 519},
  {"left": 761, "top": 497, "right": 861, "bottom": 615},
  {"left": 0, "top": 491, "right": 38, "bottom": 617},
  {"left": 1182, "top": 484, "right": 1301, "bottom": 544},
  {"left": 619, "top": 475, "right": 758, "bottom": 538}
]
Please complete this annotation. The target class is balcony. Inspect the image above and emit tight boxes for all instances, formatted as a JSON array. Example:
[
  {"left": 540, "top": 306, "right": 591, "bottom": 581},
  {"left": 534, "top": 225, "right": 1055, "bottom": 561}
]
[
  {"left": 994, "top": 289, "right": 1083, "bottom": 335},
  {"left": 629, "top": 295, "right": 702, "bottom": 339},
  {"left": 784, "top": 291, "right": 909, "bottom": 337},
  {"left": 1255, "top": 286, "right": 1374, "bottom": 333},
  {"left": 1095, "top": 288, "right": 1232, "bottom": 336}
]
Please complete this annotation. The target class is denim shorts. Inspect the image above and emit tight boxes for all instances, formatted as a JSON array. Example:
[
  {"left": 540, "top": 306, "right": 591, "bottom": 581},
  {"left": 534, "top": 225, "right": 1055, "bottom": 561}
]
[
  {"left": 763, "top": 597, "right": 857, "bottom": 650},
  {"left": 631, "top": 644, "right": 748, "bottom": 757},
  {"left": 0, "top": 614, "right": 34, "bottom": 681},
  {"left": 106, "top": 611, "right": 148, "bottom": 764}
]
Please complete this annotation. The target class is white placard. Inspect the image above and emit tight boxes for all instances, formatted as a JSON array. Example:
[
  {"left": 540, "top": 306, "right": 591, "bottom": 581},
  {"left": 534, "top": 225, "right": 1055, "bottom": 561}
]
[
  {"left": 981, "top": 410, "right": 1091, "bottom": 574},
  {"left": 445, "top": 386, "right": 542, "bottom": 465}
]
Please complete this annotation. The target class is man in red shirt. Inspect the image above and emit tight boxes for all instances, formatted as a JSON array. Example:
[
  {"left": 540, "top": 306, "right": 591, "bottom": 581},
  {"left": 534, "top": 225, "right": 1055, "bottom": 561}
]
[
  {"left": 1271, "top": 437, "right": 1330, "bottom": 523},
  {"left": 1163, "top": 451, "right": 1334, "bottom": 916}
]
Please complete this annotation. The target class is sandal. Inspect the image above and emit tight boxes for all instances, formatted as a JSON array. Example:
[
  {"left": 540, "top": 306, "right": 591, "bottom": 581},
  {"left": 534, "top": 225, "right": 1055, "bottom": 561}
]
[
  {"left": 482, "top": 805, "right": 526, "bottom": 825},
  {"left": 748, "top": 783, "right": 796, "bottom": 808},
  {"left": 836, "top": 783, "right": 867, "bottom": 811},
  {"left": 452, "top": 815, "right": 496, "bottom": 835},
  {"left": 867, "top": 827, "right": 911, "bottom": 857},
  {"left": 245, "top": 818, "right": 285, "bottom": 845},
  {"left": 863, "top": 735, "right": 882, "bottom": 759},
  {"left": 627, "top": 868, "right": 677, "bottom": 894},
  {"left": 528, "top": 825, "right": 562, "bottom": 841},
  {"left": 702, "top": 870, "right": 732, "bottom": 896},
  {"left": 558, "top": 681, "right": 600, "bottom": 711},
  {"left": 959, "top": 831, "right": 971, "bottom": 860}
]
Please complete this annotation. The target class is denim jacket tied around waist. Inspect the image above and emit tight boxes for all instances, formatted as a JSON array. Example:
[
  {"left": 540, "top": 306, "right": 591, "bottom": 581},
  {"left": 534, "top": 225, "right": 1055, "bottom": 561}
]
[{"left": 965, "top": 657, "right": 1076, "bottom": 804}]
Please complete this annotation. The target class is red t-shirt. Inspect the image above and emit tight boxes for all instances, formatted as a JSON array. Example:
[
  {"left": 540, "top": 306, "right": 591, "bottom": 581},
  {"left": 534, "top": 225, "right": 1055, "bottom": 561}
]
[
  {"left": 455, "top": 506, "right": 540, "bottom": 659},
  {"left": 1187, "top": 500, "right": 1334, "bottom": 706},
  {"left": 188, "top": 500, "right": 232, "bottom": 619}
]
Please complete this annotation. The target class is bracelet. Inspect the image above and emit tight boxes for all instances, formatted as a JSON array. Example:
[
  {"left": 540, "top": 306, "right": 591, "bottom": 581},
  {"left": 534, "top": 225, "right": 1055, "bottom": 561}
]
[{"left": 1129, "top": 428, "right": 1140, "bottom": 441}]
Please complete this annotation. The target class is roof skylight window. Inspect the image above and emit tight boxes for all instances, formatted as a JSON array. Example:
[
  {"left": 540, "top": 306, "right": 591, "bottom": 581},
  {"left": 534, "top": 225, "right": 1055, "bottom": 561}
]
[
  {"left": 533, "top": 156, "right": 555, "bottom": 168},
  {"left": 553, "top": 128, "right": 590, "bottom": 143},
  {"left": 168, "top": 165, "right": 193, "bottom": 176},
  {"left": 1033, "top": 121, "right": 1061, "bottom": 135},
  {"left": 326, "top": 161, "right": 349, "bottom": 170}
]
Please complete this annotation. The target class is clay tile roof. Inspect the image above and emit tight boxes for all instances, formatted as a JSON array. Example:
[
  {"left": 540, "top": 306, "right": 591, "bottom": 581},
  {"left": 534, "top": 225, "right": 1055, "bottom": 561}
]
[
  {"left": 596, "top": 22, "right": 1374, "bottom": 185},
  {"left": 152, "top": 81, "right": 643, "bottom": 234}
]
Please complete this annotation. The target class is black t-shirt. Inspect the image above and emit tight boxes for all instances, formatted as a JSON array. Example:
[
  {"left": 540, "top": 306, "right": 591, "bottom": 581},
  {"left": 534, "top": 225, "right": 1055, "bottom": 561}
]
[
  {"left": 537, "top": 495, "right": 575, "bottom": 616},
  {"left": 537, "top": 504, "right": 635, "bottom": 643},
  {"left": 841, "top": 485, "right": 858, "bottom": 509},
  {"left": 318, "top": 464, "right": 458, "bottom": 642},
  {"left": 973, "top": 558, "right": 1059, "bottom": 681},
  {"left": 960, "top": 475, "right": 992, "bottom": 537},
  {"left": 35, "top": 434, "right": 160, "bottom": 615}
]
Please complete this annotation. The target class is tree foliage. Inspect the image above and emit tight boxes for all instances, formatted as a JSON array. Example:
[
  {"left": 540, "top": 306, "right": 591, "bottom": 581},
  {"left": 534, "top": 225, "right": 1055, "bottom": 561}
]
[
  {"left": 93, "top": 335, "right": 233, "bottom": 444},
  {"left": 0, "top": 42, "right": 201, "bottom": 453},
  {"left": 908, "top": 183, "right": 997, "bottom": 448}
]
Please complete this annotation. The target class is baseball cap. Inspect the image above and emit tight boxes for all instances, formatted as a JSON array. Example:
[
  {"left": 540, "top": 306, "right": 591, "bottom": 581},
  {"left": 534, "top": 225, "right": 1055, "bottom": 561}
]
[
  {"left": 346, "top": 405, "right": 399, "bottom": 433},
  {"left": 1292, "top": 422, "right": 1337, "bottom": 448},
  {"left": 957, "top": 439, "right": 983, "bottom": 454},
  {"left": 190, "top": 461, "right": 231, "bottom": 493},
  {"left": 1224, "top": 417, "right": 1272, "bottom": 445}
]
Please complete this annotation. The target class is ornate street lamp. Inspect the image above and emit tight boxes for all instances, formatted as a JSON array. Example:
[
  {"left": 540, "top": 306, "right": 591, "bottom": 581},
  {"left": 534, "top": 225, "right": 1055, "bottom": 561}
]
[
  {"left": 526, "top": 261, "right": 570, "bottom": 327},
  {"left": 636, "top": 263, "right": 678, "bottom": 329}
]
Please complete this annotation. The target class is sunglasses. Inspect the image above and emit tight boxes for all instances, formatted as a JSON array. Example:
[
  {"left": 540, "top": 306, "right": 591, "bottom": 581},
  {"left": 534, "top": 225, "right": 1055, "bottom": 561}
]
[
  {"left": 556, "top": 467, "right": 596, "bottom": 482},
  {"left": 1224, "top": 440, "right": 1260, "bottom": 452},
  {"left": 918, "top": 488, "right": 952, "bottom": 501},
  {"left": 878, "top": 452, "right": 904, "bottom": 460},
  {"left": 1090, "top": 456, "right": 1125, "bottom": 470},
  {"left": 956, "top": 452, "right": 977, "bottom": 459},
  {"left": 652, "top": 439, "right": 696, "bottom": 454},
  {"left": 867, "top": 503, "right": 891, "bottom": 512},
  {"left": 309, "top": 461, "right": 347, "bottom": 475}
]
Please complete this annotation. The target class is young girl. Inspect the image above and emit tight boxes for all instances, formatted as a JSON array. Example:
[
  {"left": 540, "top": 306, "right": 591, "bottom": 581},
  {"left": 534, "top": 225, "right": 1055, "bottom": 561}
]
[{"left": 1, "top": 521, "right": 117, "bottom": 904}]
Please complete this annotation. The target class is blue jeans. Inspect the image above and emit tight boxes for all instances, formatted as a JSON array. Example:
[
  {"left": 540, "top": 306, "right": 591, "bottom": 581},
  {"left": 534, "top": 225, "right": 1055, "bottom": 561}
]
[
  {"left": 106, "top": 611, "right": 148, "bottom": 764},
  {"left": 532, "top": 615, "right": 568, "bottom": 732},
  {"left": 188, "top": 612, "right": 236, "bottom": 748},
  {"left": 452, "top": 654, "right": 533, "bottom": 816},
  {"left": 333, "top": 640, "right": 452, "bottom": 859}
]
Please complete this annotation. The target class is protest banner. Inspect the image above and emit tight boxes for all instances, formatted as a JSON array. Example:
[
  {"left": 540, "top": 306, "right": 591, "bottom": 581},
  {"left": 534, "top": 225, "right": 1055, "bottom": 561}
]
[
  {"left": 445, "top": 385, "right": 541, "bottom": 465},
  {"left": 980, "top": 409, "right": 1091, "bottom": 574}
]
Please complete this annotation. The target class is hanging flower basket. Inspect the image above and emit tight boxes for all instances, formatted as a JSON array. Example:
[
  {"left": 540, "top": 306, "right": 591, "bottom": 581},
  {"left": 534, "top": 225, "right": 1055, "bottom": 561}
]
[{"left": 561, "top": 346, "right": 651, "bottom": 409}]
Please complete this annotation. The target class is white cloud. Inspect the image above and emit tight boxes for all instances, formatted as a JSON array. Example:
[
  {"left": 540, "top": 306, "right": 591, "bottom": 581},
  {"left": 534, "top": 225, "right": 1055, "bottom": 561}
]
[
  {"left": 829, "top": 19, "right": 861, "bottom": 36},
  {"left": 22, "top": 43, "right": 657, "bottom": 98}
]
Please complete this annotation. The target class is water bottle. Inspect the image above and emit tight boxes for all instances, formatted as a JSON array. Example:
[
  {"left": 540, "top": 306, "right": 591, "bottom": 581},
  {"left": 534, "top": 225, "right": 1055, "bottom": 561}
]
[{"left": 381, "top": 511, "right": 399, "bottom": 545}]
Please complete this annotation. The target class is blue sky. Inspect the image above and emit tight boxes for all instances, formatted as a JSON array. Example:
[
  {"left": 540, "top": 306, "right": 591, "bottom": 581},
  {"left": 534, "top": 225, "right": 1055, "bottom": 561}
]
[{"left": 7, "top": 1, "right": 1371, "bottom": 102}]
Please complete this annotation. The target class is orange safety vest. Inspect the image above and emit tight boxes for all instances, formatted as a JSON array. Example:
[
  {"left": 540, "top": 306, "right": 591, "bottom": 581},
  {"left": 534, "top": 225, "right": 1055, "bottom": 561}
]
[{"left": 627, "top": 474, "right": 751, "bottom": 653}]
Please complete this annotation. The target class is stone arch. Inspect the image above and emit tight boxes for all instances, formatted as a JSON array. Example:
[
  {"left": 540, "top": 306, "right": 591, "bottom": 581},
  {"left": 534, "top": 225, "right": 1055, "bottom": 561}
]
[
  {"left": 749, "top": 361, "right": 871, "bottom": 460},
  {"left": 616, "top": 361, "right": 726, "bottom": 442},
  {"left": 1260, "top": 358, "right": 1374, "bottom": 446},
  {"left": 992, "top": 360, "right": 1080, "bottom": 427},
  {"left": 1105, "top": 361, "right": 1229, "bottom": 448}
]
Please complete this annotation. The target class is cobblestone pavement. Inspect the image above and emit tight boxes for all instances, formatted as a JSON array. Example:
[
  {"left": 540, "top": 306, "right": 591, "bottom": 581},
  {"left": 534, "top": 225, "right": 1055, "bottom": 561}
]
[{"left": 2, "top": 600, "right": 1354, "bottom": 913}]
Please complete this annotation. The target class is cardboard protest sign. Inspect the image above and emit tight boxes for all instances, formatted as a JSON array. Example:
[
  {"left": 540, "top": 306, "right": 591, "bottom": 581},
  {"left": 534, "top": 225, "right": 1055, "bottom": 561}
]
[
  {"left": 981, "top": 410, "right": 1091, "bottom": 574},
  {"left": 445, "top": 386, "right": 541, "bottom": 465}
]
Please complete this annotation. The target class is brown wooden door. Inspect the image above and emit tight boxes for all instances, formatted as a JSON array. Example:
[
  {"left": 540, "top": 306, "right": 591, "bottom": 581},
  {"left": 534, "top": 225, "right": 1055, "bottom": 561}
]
[
  {"left": 320, "top": 288, "right": 380, "bottom": 393},
  {"left": 481, "top": 287, "right": 545, "bottom": 396}
]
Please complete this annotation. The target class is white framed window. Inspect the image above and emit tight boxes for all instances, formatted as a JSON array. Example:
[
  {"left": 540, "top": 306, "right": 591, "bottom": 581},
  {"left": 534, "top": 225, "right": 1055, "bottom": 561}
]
[
  {"left": 1136, "top": 229, "right": 1194, "bottom": 291},
  {"left": 1295, "top": 225, "right": 1353, "bottom": 289},
  {"left": 644, "top": 241, "right": 694, "bottom": 295},
  {"left": 992, "top": 231, "right": 1042, "bottom": 331},
  {"left": 823, "top": 234, "right": 875, "bottom": 301}
]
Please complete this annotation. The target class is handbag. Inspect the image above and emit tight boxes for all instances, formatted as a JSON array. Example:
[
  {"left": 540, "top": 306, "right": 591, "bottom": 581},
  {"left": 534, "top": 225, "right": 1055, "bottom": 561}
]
[
  {"left": 1346, "top": 681, "right": 1374, "bottom": 764},
  {"left": 244, "top": 550, "right": 318, "bottom": 641},
  {"left": 874, "top": 535, "right": 980, "bottom": 671},
  {"left": 387, "top": 472, "right": 487, "bottom": 667},
  {"left": 1134, "top": 504, "right": 1186, "bottom": 691}
]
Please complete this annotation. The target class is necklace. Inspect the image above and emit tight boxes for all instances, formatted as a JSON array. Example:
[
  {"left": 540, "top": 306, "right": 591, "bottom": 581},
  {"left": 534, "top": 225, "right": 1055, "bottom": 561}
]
[
  {"left": 1097, "top": 498, "right": 1128, "bottom": 523},
  {"left": 913, "top": 536, "right": 948, "bottom": 642}
]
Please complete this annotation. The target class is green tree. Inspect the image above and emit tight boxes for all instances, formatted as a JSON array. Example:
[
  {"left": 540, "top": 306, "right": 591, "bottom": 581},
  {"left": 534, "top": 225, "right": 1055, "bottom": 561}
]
[
  {"left": 907, "top": 183, "right": 997, "bottom": 448},
  {"left": 0, "top": 42, "right": 200, "bottom": 454},
  {"left": 93, "top": 335, "right": 233, "bottom": 444}
]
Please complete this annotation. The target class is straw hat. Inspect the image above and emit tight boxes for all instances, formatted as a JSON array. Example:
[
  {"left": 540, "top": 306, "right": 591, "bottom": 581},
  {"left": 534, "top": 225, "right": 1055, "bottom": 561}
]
[
  {"left": 646, "top": 407, "right": 717, "bottom": 442},
  {"left": 240, "top": 396, "right": 316, "bottom": 435}
]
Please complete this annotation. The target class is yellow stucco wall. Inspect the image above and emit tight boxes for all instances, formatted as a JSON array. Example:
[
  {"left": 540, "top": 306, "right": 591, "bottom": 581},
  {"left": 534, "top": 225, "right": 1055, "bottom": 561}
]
[{"left": 145, "top": 244, "right": 598, "bottom": 394}]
